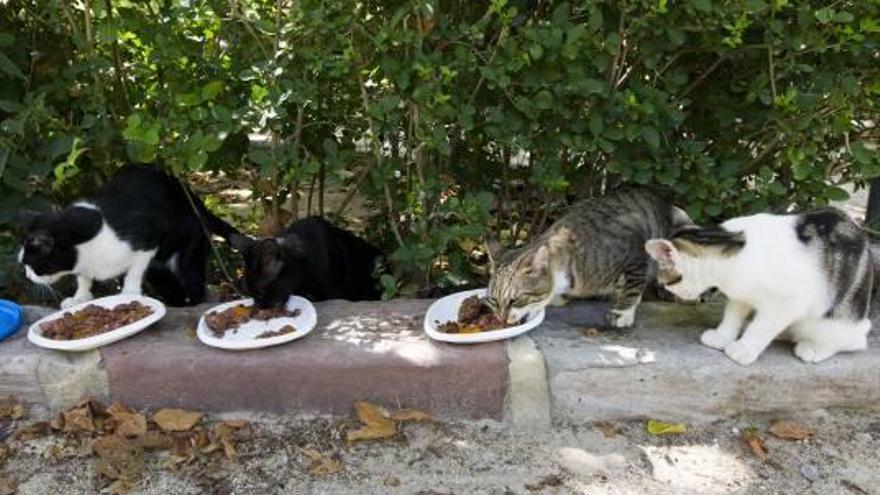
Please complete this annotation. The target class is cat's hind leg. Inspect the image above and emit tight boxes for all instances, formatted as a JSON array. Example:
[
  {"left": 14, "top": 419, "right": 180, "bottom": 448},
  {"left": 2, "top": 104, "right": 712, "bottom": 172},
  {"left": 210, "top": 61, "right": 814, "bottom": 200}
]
[
  {"left": 792, "top": 318, "right": 871, "bottom": 363},
  {"left": 173, "top": 240, "right": 209, "bottom": 306},
  {"left": 121, "top": 250, "right": 157, "bottom": 296},
  {"left": 61, "top": 276, "right": 94, "bottom": 309},
  {"left": 145, "top": 264, "right": 187, "bottom": 307},
  {"left": 701, "top": 299, "right": 752, "bottom": 350},
  {"left": 607, "top": 266, "right": 648, "bottom": 328}
]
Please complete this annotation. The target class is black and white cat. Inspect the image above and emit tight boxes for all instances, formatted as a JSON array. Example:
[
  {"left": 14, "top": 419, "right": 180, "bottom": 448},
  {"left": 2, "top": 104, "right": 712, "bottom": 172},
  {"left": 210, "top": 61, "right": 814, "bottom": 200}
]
[
  {"left": 18, "top": 165, "right": 238, "bottom": 308},
  {"left": 646, "top": 207, "right": 876, "bottom": 365},
  {"left": 228, "top": 216, "right": 383, "bottom": 308}
]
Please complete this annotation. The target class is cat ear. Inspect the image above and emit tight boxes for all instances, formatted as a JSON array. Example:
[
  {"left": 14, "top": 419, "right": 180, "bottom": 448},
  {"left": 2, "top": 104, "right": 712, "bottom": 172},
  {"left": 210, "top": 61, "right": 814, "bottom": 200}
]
[
  {"left": 484, "top": 235, "right": 503, "bottom": 267},
  {"left": 532, "top": 245, "right": 550, "bottom": 271},
  {"left": 671, "top": 206, "right": 694, "bottom": 230},
  {"left": 228, "top": 233, "right": 255, "bottom": 252},
  {"left": 645, "top": 239, "right": 677, "bottom": 264},
  {"left": 18, "top": 210, "right": 41, "bottom": 231}
]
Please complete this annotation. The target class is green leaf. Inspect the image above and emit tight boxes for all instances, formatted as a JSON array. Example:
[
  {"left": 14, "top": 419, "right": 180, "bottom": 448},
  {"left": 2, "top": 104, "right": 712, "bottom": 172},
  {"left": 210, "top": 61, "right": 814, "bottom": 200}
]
[
  {"left": 528, "top": 44, "right": 544, "bottom": 61},
  {"left": 201, "top": 81, "right": 224, "bottom": 101},
  {"left": 0, "top": 34, "right": 13, "bottom": 47},
  {"left": 642, "top": 127, "right": 660, "bottom": 149},
  {"left": 535, "top": 90, "right": 554, "bottom": 109},
  {"left": 833, "top": 11, "right": 854, "bottom": 23},
  {"left": 825, "top": 186, "right": 850, "bottom": 202},
  {"left": 0, "top": 52, "right": 24, "bottom": 79},
  {"left": 647, "top": 420, "right": 688, "bottom": 435}
]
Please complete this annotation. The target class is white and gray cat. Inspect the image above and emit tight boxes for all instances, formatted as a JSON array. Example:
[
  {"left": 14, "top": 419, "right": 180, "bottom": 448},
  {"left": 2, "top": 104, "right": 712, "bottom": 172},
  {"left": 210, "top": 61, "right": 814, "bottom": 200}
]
[
  {"left": 646, "top": 207, "right": 876, "bottom": 365},
  {"left": 18, "top": 165, "right": 237, "bottom": 308},
  {"left": 486, "top": 188, "right": 693, "bottom": 328}
]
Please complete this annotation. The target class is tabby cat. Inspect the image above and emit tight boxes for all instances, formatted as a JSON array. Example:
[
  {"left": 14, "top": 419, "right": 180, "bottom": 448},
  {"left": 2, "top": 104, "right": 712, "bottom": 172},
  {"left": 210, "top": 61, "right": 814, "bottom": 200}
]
[
  {"left": 486, "top": 188, "right": 693, "bottom": 328},
  {"left": 645, "top": 207, "right": 876, "bottom": 365}
]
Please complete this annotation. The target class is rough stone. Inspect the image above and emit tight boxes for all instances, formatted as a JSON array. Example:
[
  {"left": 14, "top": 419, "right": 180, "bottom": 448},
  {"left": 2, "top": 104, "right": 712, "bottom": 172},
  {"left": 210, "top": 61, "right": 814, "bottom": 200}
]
[
  {"left": 505, "top": 336, "right": 551, "bottom": 429},
  {"left": 537, "top": 301, "right": 880, "bottom": 424}
]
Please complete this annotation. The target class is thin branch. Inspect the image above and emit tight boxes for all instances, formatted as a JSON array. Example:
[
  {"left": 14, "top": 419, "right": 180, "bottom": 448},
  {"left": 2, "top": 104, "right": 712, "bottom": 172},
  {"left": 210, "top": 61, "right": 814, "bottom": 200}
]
[
  {"left": 679, "top": 55, "right": 725, "bottom": 99},
  {"left": 607, "top": 6, "right": 626, "bottom": 88},
  {"left": 767, "top": 44, "right": 777, "bottom": 102}
]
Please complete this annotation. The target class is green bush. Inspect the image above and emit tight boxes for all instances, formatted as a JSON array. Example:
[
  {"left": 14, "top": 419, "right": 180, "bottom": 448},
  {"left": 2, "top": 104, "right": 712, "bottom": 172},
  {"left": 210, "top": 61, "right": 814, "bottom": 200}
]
[{"left": 1, "top": 0, "right": 879, "bottom": 299}]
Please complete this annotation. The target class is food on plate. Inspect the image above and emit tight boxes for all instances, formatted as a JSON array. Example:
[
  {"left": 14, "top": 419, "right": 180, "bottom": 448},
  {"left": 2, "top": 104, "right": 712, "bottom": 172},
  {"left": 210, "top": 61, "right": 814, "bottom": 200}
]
[
  {"left": 436, "top": 295, "right": 507, "bottom": 334},
  {"left": 205, "top": 304, "right": 301, "bottom": 338},
  {"left": 256, "top": 325, "right": 297, "bottom": 339},
  {"left": 40, "top": 302, "right": 153, "bottom": 340}
]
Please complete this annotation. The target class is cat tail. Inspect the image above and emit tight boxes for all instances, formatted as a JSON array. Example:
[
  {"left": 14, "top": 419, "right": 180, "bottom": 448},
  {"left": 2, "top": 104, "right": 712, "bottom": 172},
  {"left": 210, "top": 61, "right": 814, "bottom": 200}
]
[{"left": 189, "top": 196, "right": 241, "bottom": 241}]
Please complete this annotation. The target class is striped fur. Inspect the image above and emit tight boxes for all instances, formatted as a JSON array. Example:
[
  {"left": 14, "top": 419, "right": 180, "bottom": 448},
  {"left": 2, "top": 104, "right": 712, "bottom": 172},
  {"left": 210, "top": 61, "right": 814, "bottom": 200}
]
[{"left": 486, "top": 188, "right": 692, "bottom": 328}]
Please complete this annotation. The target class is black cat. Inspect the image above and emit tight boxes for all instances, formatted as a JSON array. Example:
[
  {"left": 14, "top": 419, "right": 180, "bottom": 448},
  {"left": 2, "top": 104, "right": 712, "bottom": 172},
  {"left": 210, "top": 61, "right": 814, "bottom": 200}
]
[
  {"left": 229, "top": 216, "right": 383, "bottom": 307},
  {"left": 18, "top": 165, "right": 237, "bottom": 307}
]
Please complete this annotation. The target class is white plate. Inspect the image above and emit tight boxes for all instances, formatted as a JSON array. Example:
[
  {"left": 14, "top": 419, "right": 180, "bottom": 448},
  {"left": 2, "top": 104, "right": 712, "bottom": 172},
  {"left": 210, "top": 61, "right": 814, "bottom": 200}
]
[
  {"left": 423, "top": 288, "right": 546, "bottom": 344},
  {"left": 196, "top": 296, "right": 317, "bottom": 351},
  {"left": 28, "top": 294, "right": 167, "bottom": 352}
]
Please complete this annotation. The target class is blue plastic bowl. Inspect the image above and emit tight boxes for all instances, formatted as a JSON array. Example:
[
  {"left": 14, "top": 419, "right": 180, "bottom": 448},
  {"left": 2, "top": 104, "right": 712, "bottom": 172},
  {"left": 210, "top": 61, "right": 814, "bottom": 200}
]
[{"left": 0, "top": 300, "right": 23, "bottom": 342}]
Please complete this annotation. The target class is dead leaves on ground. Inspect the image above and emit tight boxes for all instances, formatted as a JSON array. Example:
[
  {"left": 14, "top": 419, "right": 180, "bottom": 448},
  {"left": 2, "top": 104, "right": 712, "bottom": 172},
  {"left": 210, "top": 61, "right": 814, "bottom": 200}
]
[
  {"left": 346, "top": 401, "right": 433, "bottom": 443},
  {"left": 0, "top": 398, "right": 26, "bottom": 421},
  {"left": 6, "top": 398, "right": 250, "bottom": 493},
  {"left": 299, "top": 447, "right": 343, "bottom": 476},
  {"left": 768, "top": 420, "right": 815, "bottom": 441},
  {"left": 152, "top": 409, "right": 203, "bottom": 432},
  {"left": 743, "top": 427, "right": 768, "bottom": 459},
  {"left": 0, "top": 476, "right": 16, "bottom": 495}
]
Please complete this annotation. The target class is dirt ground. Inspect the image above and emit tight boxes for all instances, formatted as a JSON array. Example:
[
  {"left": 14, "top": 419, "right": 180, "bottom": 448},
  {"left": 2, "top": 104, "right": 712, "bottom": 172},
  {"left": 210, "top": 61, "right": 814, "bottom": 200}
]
[{"left": 2, "top": 407, "right": 878, "bottom": 495}]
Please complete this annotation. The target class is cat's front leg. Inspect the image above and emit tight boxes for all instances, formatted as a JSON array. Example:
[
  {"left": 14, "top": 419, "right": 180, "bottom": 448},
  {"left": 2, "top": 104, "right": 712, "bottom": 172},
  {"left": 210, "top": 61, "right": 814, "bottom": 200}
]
[
  {"left": 701, "top": 299, "right": 752, "bottom": 350},
  {"left": 120, "top": 251, "right": 155, "bottom": 296},
  {"left": 607, "top": 267, "right": 647, "bottom": 328},
  {"left": 724, "top": 308, "right": 797, "bottom": 366},
  {"left": 61, "top": 276, "right": 94, "bottom": 309}
]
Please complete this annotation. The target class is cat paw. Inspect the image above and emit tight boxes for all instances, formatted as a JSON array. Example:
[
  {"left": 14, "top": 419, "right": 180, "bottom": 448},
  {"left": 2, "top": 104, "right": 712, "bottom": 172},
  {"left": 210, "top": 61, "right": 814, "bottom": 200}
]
[
  {"left": 120, "top": 286, "right": 143, "bottom": 296},
  {"left": 724, "top": 340, "right": 760, "bottom": 366},
  {"left": 793, "top": 341, "right": 836, "bottom": 363},
  {"left": 61, "top": 295, "right": 92, "bottom": 309},
  {"left": 700, "top": 329, "right": 734, "bottom": 350},
  {"left": 607, "top": 308, "right": 636, "bottom": 328}
]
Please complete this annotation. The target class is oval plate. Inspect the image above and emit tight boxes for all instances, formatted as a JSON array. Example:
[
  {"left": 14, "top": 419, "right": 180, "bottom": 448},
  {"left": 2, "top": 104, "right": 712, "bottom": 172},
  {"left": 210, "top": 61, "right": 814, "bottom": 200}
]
[
  {"left": 197, "top": 296, "right": 317, "bottom": 351},
  {"left": 424, "top": 288, "right": 546, "bottom": 344},
  {"left": 28, "top": 295, "right": 166, "bottom": 352},
  {"left": 0, "top": 299, "right": 23, "bottom": 342}
]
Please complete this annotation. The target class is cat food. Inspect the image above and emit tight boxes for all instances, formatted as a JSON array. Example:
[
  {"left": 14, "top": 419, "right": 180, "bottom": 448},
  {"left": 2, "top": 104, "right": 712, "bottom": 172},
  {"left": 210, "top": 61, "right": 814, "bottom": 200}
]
[
  {"left": 40, "top": 302, "right": 154, "bottom": 340},
  {"left": 437, "top": 295, "right": 506, "bottom": 334},
  {"left": 256, "top": 325, "right": 297, "bottom": 339},
  {"left": 205, "top": 305, "right": 301, "bottom": 338}
]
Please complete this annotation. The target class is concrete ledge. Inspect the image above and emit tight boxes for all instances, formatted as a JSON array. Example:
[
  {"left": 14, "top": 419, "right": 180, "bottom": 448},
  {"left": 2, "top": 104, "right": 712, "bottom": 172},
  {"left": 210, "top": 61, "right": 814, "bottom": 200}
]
[
  {"left": 3, "top": 299, "right": 879, "bottom": 425},
  {"left": 538, "top": 302, "right": 880, "bottom": 424},
  {"left": 100, "top": 299, "right": 508, "bottom": 420}
]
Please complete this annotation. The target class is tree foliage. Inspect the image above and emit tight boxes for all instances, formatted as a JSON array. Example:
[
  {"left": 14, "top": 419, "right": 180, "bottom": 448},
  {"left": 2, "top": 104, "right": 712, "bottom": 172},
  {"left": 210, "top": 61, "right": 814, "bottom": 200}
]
[{"left": 1, "top": 0, "right": 878, "bottom": 298}]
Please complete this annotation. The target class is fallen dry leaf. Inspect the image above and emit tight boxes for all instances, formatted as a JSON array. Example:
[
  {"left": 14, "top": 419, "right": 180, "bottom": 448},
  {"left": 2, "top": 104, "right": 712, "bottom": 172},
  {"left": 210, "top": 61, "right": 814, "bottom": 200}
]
[
  {"left": 346, "top": 401, "right": 396, "bottom": 443},
  {"left": 0, "top": 398, "right": 26, "bottom": 420},
  {"left": 582, "top": 327, "right": 601, "bottom": 338},
  {"left": 744, "top": 428, "right": 767, "bottom": 458},
  {"left": 768, "top": 420, "right": 814, "bottom": 441},
  {"left": 92, "top": 435, "right": 143, "bottom": 482},
  {"left": 383, "top": 475, "right": 401, "bottom": 487},
  {"left": 63, "top": 405, "right": 95, "bottom": 433},
  {"left": 152, "top": 409, "right": 202, "bottom": 432},
  {"left": 595, "top": 421, "right": 617, "bottom": 438},
  {"left": 646, "top": 419, "right": 687, "bottom": 435},
  {"left": 137, "top": 431, "right": 171, "bottom": 450},
  {"left": 301, "top": 448, "right": 343, "bottom": 476},
  {"left": 388, "top": 408, "right": 433, "bottom": 422},
  {"left": 0, "top": 445, "right": 7, "bottom": 465},
  {"left": 106, "top": 403, "right": 147, "bottom": 437},
  {"left": 15, "top": 421, "right": 50, "bottom": 441},
  {"left": 0, "top": 476, "right": 16, "bottom": 495},
  {"left": 220, "top": 436, "right": 236, "bottom": 460}
]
